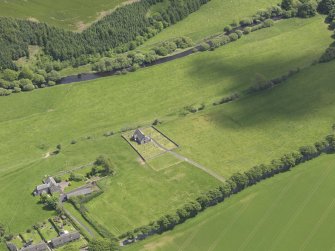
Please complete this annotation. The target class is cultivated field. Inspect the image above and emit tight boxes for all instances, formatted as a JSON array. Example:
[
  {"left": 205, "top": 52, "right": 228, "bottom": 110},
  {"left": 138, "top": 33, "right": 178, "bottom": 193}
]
[
  {"left": 0, "top": 0, "right": 128, "bottom": 30},
  {"left": 125, "top": 154, "right": 335, "bottom": 251},
  {"left": 0, "top": 16, "right": 331, "bottom": 236}
]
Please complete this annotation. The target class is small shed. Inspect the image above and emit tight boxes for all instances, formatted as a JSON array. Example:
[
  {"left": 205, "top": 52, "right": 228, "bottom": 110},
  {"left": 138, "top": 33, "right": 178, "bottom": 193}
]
[
  {"left": 50, "top": 232, "right": 81, "bottom": 248},
  {"left": 132, "top": 129, "right": 151, "bottom": 144}
]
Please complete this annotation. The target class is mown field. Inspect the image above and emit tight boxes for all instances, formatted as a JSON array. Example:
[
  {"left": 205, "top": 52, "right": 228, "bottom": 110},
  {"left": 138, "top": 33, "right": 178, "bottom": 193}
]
[
  {"left": 0, "top": 16, "right": 331, "bottom": 237},
  {"left": 142, "top": 0, "right": 279, "bottom": 48},
  {"left": 125, "top": 154, "right": 335, "bottom": 251},
  {"left": 0, "top": 0, "right": 127, "bottom": 30}
]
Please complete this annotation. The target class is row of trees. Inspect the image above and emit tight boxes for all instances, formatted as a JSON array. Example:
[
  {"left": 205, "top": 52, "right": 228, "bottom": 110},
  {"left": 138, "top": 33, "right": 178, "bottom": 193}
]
[
  {"left": 318, "top": 0, "right": 335, "bottom": 62},
  {"left": 0, "top": 0, "right": 210, "bottom": 71},
  {"left": 121, "top": 133, "right": 335, "bottom": 243}
]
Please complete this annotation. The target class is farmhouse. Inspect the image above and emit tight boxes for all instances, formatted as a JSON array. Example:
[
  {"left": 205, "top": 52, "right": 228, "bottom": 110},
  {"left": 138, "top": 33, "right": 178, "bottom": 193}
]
[
  {"left": 50, "top": 232, "right": 80, "bottom": 248},
  {"left": 33, "top": 177, "right": 61, "bottom": 196},
  {"left": 132, "top": 129, "right": 151, "bottom": 144}
]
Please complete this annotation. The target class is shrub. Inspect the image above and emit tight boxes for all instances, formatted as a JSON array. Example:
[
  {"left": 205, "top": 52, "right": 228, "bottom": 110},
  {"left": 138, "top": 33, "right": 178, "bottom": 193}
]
[
  {"left": 3, "top": 69, "right": 19, "bottom": 81},
  {"left": 236, "top": 30, "right": 244, "bottom": 38},
  {"left": 69, "top": 172, "right": 85, "bottom": 182},
  {"left": 22, "top": 83, "right": 35, "bottom": 92},
  {"left": 240, "top": 18, "right": 253, "bottom": 26},
  {"left": 70, "top": 140, "right": 77, "bottom": 144},
  {"left": 224, "top": 25, "right": 232, "bottom": 33},
  {"left": 0, "top": 88, "right": 11, "bottom": 96},
  {"left": 47, "top": 81, "right": 56, "bottom": 87},
  {"left": 243, "top": 27, "right": 252, "bottom": 34},
  {"left": 130, "top": 63, "right": 140, "bottom": 72},
  {"left": 228, "top": 33, "right": 239, "bottom": 41},
  {"left": 263, "top": 19, "right": 275, "bottom": 27},
  {"left": 13, "top": 87, "right": 21, "bottom": 93},
  {"left": 320, "top": 47, "right": 335, "bottom": 62},
  {"left": 198, "top": 42, "right": 210, "bottom": 51}
]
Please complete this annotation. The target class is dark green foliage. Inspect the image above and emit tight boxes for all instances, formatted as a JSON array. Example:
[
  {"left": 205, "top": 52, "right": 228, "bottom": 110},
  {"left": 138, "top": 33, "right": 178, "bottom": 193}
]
[
  {"left": 88, "top": 238, "right": 119, "bottom": 251},
  {"left": 317, "top": 0, "right": 335, "bottom": 14},
  {"left": 94, "top": 155, "right": 116, "bottom": 176},
  {"left": 69, "top": 172, "right": 85, "bottom": 182},
  {"left": 240, "top": 18, "right": 254, "bottom": 26},
  {"left": 297, "top": 1, "right": 317, "bottom": 18},
  {"left": 198, "top": 42, "right": 210, "bottom": 51},
  {"left": 326, "top": 9, "right": 335, "bottom": 23},
  {"left": 319, "top": 46, "right": 335, "bottom": 62},
  {"left": 0, "top": 0, "right": 210, "bottom": 70},
  {"left": 281, "top": 0, "right": 294, "bottom": 10},
  {"left": 228, "top": 33, "right": 239, "bottom": 41},
  {"left": 213, "top": 93, "right": 240, "bottom": 106}
]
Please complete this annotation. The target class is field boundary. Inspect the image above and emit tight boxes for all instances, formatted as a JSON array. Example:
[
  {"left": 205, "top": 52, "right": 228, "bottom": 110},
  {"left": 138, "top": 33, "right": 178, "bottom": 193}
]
[
  {"left": 121, "top": 134, "right": 146, "bottom": 161},
  {"left": 152, "top": 126, "right": 179, "bottom": 148}
]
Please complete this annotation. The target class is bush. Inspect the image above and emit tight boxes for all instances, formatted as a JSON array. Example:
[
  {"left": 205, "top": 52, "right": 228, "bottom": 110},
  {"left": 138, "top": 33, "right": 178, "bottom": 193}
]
[
  {"left": 70, "top": 140, "right": 77, "bottom": 144},
  {"left": 198, "top": 42, "right": 210, "bottom": 51},
  {"left": 243, "top": 27, "right": 252, "bottom": 34},
  {"left": 240, "top": 18, "right": 253, "bottom": 26},
  {"left": 263, "top": 19, "right": 275, "bottom": 27},
  {"left": 236, "top": 30, "right": 244, "bottom": 38},
  {"left": 69, "top": 172, "right": 85, "bottom": 182},
  {"left": 224, "top": 25, "right": 232, "bottom": 33},
  {"left": 0, "top": 88, "right": 11, "bottom": 96},
  {"left": 22, "top": 83, "right": 35, "bottom": 92},
  {"left": 47, "top": 81, "right": 56, "bottom": 87},
  {"left": 13, "top": 87, "right": 21, "bottom": 93},
  {"left": 228, "top": 33, "right": 239, "bottom": 41},
  {"left": 320, "top": 47, "right": 335, "bottom": 62}
]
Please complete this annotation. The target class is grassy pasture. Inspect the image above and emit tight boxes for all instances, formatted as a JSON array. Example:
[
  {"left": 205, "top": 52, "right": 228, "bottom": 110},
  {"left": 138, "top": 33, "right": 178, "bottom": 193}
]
[
  {"left": 142, "top": 0, "right": 279, "bottom": 48},
  {"left": 0, "top": 0, "right": 127, "bottom": 30},
  {"left": 155, "top": 59, "right": 335, "bottom": 176},
  {"left": 125, "top": 154, "right": 335, "bottom": 251},
  {"left": 83, "top": 137, "right": 220, "bottom": 235},
  {"left": 0, "top": 17, "right": 331, "bottom": 236},
  {"left": 146, "top": 152, "right": 183, "bottom": 171}
]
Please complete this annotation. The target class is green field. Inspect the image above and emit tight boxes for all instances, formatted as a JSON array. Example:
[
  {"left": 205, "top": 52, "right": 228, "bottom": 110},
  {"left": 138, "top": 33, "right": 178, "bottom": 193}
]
[
  {"left": 83, "top": 137, "right": 220, "bottom": 235},
  {"left": 125, "top": 154, "right": 335, "bottom": 251},
  {"left": 156, "top": 59, "right": 335, "bottom": 176},
  {"left": 0, "top": 0, "right": 127, "bottom": 30},
  {"left": 142, "top": 0, "right": 279, "bottom": 48},
  {"left": 0, "top": 16, "right": 332, "bottom": 237}
]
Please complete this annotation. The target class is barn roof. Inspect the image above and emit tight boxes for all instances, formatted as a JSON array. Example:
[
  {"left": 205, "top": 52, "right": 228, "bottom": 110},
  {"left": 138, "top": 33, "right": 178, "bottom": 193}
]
[
  {"left": 21, "top": 243, "right": 48, "bottom": 251},
  {"left": 50, "top": 232, "right": 80, "bottom": 248}
]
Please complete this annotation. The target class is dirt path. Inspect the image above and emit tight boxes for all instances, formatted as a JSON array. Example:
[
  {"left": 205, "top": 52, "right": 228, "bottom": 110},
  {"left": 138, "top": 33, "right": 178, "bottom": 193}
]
[{"left": 151, "top": 139, "right": 225, "bottom": 183}]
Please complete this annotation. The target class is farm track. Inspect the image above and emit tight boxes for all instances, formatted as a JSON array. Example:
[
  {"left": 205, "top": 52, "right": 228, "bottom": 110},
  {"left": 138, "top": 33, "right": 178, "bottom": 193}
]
[{"left": 151, "top": 139, "right": 225, "bottom": 183}]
